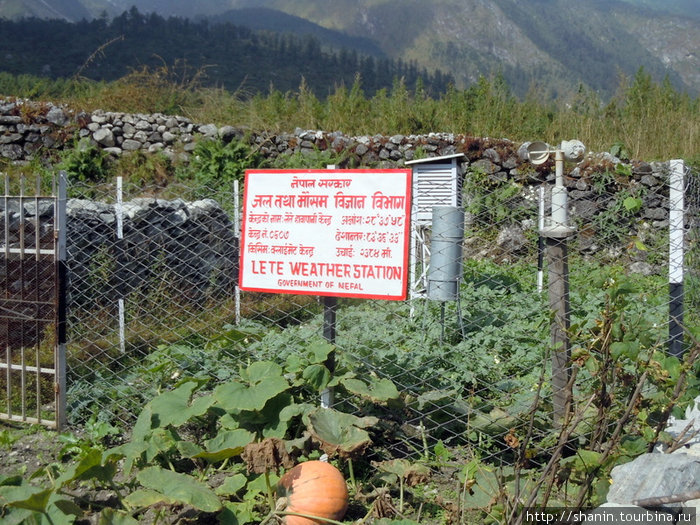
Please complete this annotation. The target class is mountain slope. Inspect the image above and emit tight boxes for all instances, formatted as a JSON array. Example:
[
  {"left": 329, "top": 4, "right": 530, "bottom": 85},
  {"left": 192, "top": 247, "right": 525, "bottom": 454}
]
[
  {"left": 0, "top": 0, "right": 91, "bottom": 21},
  {"left": 212, "top": 8, "right": 384, "bottom": 57},
  {"left": 0, "top": 0, "right": 697, "bottom": 98},
  {"left": 617, "top": 0, "right": 699, "bottom": 17},
  {"left": 223, "top": 0, "right": 699, "bottom": 97},
  {"left": 0, "top": 12, "right": 452, "bottom": 97}
]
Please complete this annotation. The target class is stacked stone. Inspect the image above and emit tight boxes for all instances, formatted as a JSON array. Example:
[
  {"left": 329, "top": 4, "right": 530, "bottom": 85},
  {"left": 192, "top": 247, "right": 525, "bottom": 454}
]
[
  {"left": 66, "top": 197, "right": 238, "bottom": 312},
  {"left": 0, "top": 100, "right": 73, "bottom": 160},
  {"left": 0, "top": 98, "right": 682, "bottom": 269},
  {"left": 0, "top": 99, "right": 245, "bottom": 161}
]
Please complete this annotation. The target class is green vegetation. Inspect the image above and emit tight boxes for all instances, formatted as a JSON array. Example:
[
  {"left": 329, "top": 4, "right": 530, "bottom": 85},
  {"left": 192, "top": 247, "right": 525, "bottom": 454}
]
[
  {"left": 2, "top": 259, "right": 698, "bottom": 523},
  {"left": 1, "top": 66, "right": 696, "bottom": 163}
]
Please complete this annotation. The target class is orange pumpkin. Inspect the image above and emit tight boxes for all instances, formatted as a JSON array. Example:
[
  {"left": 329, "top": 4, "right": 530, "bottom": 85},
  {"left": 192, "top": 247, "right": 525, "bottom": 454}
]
[{"left": 276, "top": 460, "right": 349, "bottom": 525}]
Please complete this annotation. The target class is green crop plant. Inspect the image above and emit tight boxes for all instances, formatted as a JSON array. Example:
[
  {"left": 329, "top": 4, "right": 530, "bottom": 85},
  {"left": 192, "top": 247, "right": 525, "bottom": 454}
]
[
  {"left": 3, "top": 337, "right": 403, "bottom": 523},
  {"left": 176, "top": 136, "right": 263, "bottom": 208},
  {"left": 58, "top": 138, "right": 110, "bottom": 190}
]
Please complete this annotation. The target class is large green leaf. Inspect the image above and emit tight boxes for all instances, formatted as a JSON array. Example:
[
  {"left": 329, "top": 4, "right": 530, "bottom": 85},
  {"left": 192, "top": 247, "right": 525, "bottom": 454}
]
[
  {"left": 149, "top": 381, "right": 213, "bottom": 428},
  {"left": 242, "top": 361, "right": 284, "bottom": 384},
  {"left": 213, "top": 376, "right": 289, "bottom": 412},
  {"left": 0, "top": 474, "right": 23, "bottom": 487},
  {"left": 98, "top": 508, "right": 140, "bottom": 525},
  {"left": 0, "top": 507, "right": 33, "bottom": 525},
  {"left": 307, "top": 407, "right": 377, "bottom": 458},
  {"left": 611, "top": 341, "right": 640, "bottom": 360},
  {"left": 468, "top": 407, "right": 517, "bottom": 437},
  {"left": 124, "top": 488, "right": 175, "bottom": 508},
  {"left": 342, "top": 377, "right": 400, "bottom": 403},
  {"left": 219, "top": 500, "right": 258, "bottom": 525},
  {"left": 0, "top": 487, "right": 81, "bottom": 525},
  {"left": 194, "top": 429, "right": 255, "bottom": 463},
  {"left": 136, "top": 466, "right": 222, "bottom": 512},
  {"left": 309, "top": 340, "right": 335, "bottom": 363},
  {"left": 0, "top": 485, "right": 52, "bottom": 513},
  {"left": 49, "top": 494, "right": 83, "bottom": 521},
  {"left": 144, "top": 427, "right": 179, "bottom": 462},
  {"left": 105, "top": 440, "right": 149, "bottom": 477},
  {"left": 215, "top": 473, "right": 247, "bottom": 497},
  {"left": 302, "top": 364, "right": 331, "bottom": 391},
  {"left": 561, "top": 449, "right": 603, "bottom": 474},
  {"left": 374, "top": 459, "right": 430, "bottom": 485},
  {"left": 177, "top": 440, "right": 204, "bottom": 458},
  {"left": 120, "top": 404, "right": 154, "bottom": 451},
  {"left": 56, "top": 447, "right": 117, "bottom": 487},
  {"left": 259, "top": 393, "right": 295, "bottom": 438}
]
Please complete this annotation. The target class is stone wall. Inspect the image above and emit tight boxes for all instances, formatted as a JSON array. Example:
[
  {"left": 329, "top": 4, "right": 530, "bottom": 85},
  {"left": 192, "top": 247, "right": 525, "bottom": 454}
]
[
  {"left": 66, "top": 197, "right": 238, "bottom": 312},
  {"left": 0, "top": 96, "right": 673, "bottom": 194},
  {"left": 0, "top": 97, "right": 682, "bottom": 276},
  {"left": 0, "top": 189, "right": 238, "bottom": 319}
]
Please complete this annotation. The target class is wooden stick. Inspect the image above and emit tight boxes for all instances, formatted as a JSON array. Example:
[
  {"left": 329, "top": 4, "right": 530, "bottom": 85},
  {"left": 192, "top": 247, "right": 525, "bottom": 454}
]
[{"left": 633, "top": 490, "right": 700, "bottom": 507}]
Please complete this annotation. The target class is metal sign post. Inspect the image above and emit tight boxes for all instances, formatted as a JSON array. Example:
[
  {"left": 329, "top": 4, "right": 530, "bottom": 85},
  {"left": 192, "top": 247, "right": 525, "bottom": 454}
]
[
  {"left": 321, "top": 165, "right": 336, "bottom": 409},
  {"left": 321, "top": 295, "right": 337, "bottom": 408}
]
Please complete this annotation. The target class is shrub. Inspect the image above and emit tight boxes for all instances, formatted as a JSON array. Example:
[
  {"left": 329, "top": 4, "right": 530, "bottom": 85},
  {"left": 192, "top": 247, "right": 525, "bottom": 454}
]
[{"left": 58, "top": 138, "right": 109, "bottom": 185}]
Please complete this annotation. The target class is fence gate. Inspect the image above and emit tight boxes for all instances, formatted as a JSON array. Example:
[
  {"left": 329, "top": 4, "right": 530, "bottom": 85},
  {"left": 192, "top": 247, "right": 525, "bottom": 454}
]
[{"left": 0, "top": 172, "right": 66, "bottom": 429}]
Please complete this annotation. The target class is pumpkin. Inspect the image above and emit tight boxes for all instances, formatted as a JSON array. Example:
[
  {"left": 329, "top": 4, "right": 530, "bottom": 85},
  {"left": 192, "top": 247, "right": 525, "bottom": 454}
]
[{"left": 276, "top": 460, "right": 349, "bottom": 525}]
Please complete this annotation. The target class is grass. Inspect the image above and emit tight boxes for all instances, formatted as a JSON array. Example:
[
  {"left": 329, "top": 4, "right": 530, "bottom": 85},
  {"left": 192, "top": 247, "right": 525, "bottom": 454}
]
[{"left": 0, "top": 67, "right": 697, "bottom": 163}]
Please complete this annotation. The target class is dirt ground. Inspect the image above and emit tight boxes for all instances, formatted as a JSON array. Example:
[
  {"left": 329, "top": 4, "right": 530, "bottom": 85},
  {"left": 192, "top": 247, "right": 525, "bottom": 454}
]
[{"left": 1, "top": 422, "right": 68, "bottom": 479}]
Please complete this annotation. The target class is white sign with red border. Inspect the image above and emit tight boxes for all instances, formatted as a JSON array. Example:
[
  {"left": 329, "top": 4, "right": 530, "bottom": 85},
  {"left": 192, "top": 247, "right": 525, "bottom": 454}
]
[{"left": 239, "top": 169, "right": 412, "bottom": 300}]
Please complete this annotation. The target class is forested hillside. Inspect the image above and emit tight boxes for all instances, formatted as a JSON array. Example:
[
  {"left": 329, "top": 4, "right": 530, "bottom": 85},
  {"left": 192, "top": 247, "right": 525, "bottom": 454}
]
[
  {"left": 0, "top": 8, "right": 453, "bottom": 97},
  {"left": 226, "top": 0, "right": 698, "bottom": 99}
]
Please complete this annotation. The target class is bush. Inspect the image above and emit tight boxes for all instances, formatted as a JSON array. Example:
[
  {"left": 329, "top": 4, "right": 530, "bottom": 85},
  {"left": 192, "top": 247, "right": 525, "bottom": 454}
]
[{"left": 58, "top": 138, "right": 109, "bottom": 185}]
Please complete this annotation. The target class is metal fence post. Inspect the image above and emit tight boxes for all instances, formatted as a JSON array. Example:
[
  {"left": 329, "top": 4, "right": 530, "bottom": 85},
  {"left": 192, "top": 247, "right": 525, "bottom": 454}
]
[
  {"left": 56, "top": 171, "right": 68, "bottom": 430},
  {"left": 668, "top": 159, "right": 685, "bottom": 357},
  {"left": 528, "top": 144, "right": 581, "bottom": 427},
  {"left": 116, "top": 177, "right": 126, "bottom": 354},
  {"left": 321, "top": 296, "right": 337, "bottom": 409}
]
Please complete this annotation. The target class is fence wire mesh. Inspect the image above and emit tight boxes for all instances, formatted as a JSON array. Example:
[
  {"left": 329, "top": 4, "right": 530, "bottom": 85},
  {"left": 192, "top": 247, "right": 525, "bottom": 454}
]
[{"left": 60, "top": 159, "right": 700, "bottom": 515}]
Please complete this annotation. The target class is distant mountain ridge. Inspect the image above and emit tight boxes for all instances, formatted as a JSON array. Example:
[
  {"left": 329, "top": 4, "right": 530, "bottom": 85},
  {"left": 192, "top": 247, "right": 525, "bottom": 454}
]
[
  {"left": 0, "top": 0, "right": 91, "bottom": 21},
  {"left": 0, "top": 0, "right": 697, "bottom": 98},
  {"left": 213, "top": 8, "right": 384, "bottom": 57},
  {"left": 218, "top": 0, "right": 699, "bottom": 97}
]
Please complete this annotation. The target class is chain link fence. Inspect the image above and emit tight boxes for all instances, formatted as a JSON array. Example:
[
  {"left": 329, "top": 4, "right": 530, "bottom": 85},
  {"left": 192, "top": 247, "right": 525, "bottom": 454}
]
[{"left": 61, "top": 159, "right": 700, "bottom": 514}]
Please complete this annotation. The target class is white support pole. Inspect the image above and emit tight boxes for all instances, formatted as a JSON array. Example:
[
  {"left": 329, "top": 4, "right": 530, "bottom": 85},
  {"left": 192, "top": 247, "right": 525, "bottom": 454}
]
[
  {"left": 116, "top": 177, "right": 126, "bottom": 354},
  {"left": 409, "top": 222, "right": 418, "bottom": 317},
  {"left": 234, "top": 179, "right": 241, "bottom": 325},
  {"left": 669, "top": 159, "right": 685, "bottom": 356},
  {"left": 537, "top": 185, "right": 545, "bottom": 293}
]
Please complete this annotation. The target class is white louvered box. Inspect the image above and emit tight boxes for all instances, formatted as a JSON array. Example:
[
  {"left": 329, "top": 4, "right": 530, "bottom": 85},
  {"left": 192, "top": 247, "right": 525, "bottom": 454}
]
[{"left": 406, "top": 153, "right": 465, "bottom": 224}]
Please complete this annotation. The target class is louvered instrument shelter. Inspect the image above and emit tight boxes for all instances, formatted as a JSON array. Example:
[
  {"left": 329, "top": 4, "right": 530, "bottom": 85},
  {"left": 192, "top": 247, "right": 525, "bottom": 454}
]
[{"left": 406, "top": 154, "right": 465, "bottom": 301}]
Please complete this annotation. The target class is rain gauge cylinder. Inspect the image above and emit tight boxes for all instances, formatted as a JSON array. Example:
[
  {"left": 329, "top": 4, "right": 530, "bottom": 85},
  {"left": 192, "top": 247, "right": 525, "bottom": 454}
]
[{"left": 427, "top": 206, "right": 464, "bottom": 301}]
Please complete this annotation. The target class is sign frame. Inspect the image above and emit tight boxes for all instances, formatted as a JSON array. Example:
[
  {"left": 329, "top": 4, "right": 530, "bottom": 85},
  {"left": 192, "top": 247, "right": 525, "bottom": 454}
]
[{"left": 239, "top": 169, "right": 412, "bottom": 300}]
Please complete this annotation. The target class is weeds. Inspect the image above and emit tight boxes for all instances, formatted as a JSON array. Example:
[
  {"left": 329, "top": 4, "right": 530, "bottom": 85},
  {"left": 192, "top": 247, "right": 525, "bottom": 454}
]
[{"left": 1, "top": 67, "right": 696, "bottom": 162}]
